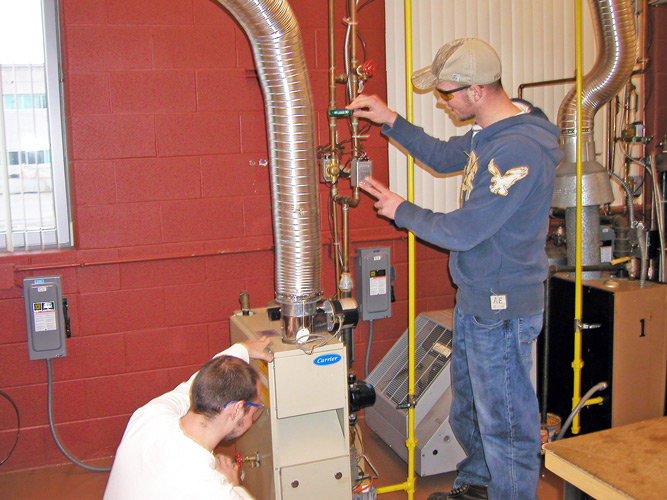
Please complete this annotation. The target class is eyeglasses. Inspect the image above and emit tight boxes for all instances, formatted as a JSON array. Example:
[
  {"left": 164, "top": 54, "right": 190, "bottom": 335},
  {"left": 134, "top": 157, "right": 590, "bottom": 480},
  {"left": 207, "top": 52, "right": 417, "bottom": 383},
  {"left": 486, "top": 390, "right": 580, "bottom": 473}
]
[
  {"left": 224, "top": 400, "right": 266, "bottom": 422},
  {"left": 436, "top": 85, "right": 471, "bottom": 101}
]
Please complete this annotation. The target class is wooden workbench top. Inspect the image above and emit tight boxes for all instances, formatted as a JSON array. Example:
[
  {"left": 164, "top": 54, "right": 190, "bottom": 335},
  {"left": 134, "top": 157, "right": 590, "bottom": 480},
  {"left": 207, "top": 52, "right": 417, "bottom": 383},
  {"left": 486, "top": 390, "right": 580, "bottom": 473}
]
[{"left": 543, "top": 417, "right": 667, "bottom": 499}]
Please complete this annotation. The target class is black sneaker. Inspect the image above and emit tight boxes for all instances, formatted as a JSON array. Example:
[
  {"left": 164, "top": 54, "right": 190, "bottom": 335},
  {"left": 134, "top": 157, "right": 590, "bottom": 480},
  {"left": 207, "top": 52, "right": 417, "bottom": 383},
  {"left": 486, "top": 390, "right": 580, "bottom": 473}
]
[{"left": 440, "top": 484, "right": 489, "bottom": 500}]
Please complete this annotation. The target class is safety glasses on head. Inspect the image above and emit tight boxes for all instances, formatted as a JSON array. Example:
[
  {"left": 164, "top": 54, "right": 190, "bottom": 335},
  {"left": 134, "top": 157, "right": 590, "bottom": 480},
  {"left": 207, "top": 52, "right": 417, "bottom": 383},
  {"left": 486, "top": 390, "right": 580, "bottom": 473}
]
[
  {"left": 436, "top": 85, "right": 471, "bottom": 101},
  {"left": 224, "top": 400, "right": 266, "bottom": 422}
]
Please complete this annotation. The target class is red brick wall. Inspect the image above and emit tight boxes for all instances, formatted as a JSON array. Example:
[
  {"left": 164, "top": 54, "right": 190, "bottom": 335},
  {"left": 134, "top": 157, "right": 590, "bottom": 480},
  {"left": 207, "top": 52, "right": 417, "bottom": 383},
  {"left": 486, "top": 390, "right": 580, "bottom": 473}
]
[{"left": 0, "top": 0, "right": 455, "bottom": 471}]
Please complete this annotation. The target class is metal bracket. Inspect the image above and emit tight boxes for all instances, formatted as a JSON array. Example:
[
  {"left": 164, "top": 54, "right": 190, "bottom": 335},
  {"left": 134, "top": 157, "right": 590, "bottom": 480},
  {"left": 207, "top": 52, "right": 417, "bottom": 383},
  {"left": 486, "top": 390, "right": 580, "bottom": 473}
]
[
  {"left": 581, "top": 323, "right": 602, "bottom": 330},
  {"left": 396, "top": 394, "right": 417, "bottom": 410}
]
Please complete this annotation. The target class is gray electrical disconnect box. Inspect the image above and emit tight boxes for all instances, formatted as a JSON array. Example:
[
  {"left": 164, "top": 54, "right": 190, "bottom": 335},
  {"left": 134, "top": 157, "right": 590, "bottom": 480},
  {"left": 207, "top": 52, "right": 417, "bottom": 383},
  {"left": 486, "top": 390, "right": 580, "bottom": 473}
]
[
  {"left": 24, "top": 276, "right": 67, "bottom": 360},
  {"left": 355, "top": 247, "right": 391, "bottom": 321}
]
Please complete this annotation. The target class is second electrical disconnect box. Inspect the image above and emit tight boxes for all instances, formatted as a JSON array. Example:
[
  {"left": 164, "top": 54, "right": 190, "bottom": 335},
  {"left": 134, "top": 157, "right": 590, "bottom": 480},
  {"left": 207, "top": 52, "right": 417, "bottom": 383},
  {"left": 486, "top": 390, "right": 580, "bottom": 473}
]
[{"left": 355, "top": 247, "right": 391, "bottom": 321}]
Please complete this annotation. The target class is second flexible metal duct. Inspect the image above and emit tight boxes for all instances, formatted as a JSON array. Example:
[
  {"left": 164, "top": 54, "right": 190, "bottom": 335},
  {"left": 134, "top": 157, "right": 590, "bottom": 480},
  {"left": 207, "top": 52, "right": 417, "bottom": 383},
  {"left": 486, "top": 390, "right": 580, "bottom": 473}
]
[
  {"left": 557, "top": 0, "right": 637, "bottom": 139},
  {"left": 552, "top": 0, "right": 637, "bottom": 275},
  {"left": 215, "top": 0, "right": 322, "bottom": 339}
]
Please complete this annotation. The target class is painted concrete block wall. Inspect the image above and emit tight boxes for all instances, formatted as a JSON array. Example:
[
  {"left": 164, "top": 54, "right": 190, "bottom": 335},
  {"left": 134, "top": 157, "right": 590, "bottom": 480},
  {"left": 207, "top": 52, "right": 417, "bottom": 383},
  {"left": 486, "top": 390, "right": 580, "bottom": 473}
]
[{"left": 0, "top": 0, "right": 455, "bottom": 471}]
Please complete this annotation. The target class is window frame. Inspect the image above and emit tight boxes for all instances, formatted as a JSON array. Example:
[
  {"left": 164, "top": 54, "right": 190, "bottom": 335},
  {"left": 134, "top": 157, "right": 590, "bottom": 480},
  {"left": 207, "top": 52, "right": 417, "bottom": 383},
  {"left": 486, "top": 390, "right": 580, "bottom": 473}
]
[{"left": 0, "top": 0, "right": 72, "bottom": 252}]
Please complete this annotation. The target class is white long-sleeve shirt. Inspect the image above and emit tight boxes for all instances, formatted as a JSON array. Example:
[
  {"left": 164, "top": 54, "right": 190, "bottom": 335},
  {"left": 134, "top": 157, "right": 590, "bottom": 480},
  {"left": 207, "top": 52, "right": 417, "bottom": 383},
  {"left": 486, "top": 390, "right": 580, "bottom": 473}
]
[{"left": 103, "top": 344, "right": 254, "bottom": 500}]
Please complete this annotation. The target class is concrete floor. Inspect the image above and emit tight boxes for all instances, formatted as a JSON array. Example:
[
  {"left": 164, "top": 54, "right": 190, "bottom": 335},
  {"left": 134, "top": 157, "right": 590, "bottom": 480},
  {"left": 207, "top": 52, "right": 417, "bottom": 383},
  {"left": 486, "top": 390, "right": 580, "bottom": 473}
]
[{"left": 0, "top": 418, "right": 564, "bottom": 499}]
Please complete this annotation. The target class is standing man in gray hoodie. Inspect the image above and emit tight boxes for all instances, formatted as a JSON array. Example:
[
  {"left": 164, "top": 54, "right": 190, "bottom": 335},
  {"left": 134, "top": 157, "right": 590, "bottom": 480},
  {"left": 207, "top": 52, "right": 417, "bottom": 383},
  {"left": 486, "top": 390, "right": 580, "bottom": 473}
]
[{"left": 348, "top": 38, "right": 563, "bottom": 500}]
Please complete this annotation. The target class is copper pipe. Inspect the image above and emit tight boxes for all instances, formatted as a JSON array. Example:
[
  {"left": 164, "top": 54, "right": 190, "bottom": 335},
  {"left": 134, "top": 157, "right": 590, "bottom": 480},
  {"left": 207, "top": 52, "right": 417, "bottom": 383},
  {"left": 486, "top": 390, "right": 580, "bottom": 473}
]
[
  {"left": 326, "top": 0, "right": 363, "bottom": 296},
  {"left": 347, "top": 0, "right": 361, "bottom": 159},
  {"left": 606, "top": 99, "right": 616, "bottom": 171},
  {"left": 337, "top": 232, "right": 404, "bottom": 244},
  {"left": 13, "top": 244, "right": 274, "bottom": 273},
  {"left": 517, "top": 77, "right": 576, "bottom": 99},
  {"left": 328, "top": 0, "right": 338, "bottom": 149},
  {"left": 330, "top": 191, "right": 342, "bottom": 298},
  {"left": 341, "top": 202, "right": 350, "bottom": 273},
  {"left": 639, "top": 0, "right": 649, "bottom": 228},
  {"left": 334, "top": 186, "right": 360, "bottom": 207},
  {"left": 12, "top": 227, "right": 406, "bottom": 276}
]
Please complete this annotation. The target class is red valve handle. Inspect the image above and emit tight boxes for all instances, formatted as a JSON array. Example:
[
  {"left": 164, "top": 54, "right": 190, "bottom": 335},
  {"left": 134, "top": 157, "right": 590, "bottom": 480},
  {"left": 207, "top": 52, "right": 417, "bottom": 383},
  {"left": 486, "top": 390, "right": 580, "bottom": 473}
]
[{"left": 359, "top": 60, "right": 376, "bottom": 78}]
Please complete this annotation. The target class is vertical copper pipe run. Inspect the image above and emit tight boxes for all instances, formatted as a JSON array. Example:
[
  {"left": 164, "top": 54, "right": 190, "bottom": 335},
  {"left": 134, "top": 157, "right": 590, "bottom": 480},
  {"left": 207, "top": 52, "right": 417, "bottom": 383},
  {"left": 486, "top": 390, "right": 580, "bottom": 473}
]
[
  {"left": 348, "top": 0, "right": 361, "bottom": 160},
  {"left": 328, "top": 0, "right": 342, "bottom": 296},
  {"left": 639, "top": 0, "right": 648, "bottom": 230},
  {"left": 341, "top": 202, "right": 355, "bottom": 367},
  {"left": 345, "top": 0, "right": 361, "bottom": 213},
  {"left": 331, "top": 197, "right": 342, "bottom": 298},
  {"left": 342, "top": 203, "right": 350, "bottom": 275},
  {"left": 606, "top": 101, "right": 615, "bottom": 171},
  {"left": 328, "top": 0, "right": 338, "bottom": 149},
  {"left": 331, "top": 0, "right": 360, "bottom": 286}
]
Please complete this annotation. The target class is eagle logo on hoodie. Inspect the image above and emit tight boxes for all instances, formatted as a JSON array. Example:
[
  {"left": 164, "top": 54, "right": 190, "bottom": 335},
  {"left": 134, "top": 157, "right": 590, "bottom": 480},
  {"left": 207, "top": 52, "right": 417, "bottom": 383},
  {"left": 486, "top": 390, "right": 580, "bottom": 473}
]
[
  {"left": 461, "top": 151, "right": 479, "bottom": 203},
  {"left": 488, "top": 160, "right": 528, "bottom": 196}
]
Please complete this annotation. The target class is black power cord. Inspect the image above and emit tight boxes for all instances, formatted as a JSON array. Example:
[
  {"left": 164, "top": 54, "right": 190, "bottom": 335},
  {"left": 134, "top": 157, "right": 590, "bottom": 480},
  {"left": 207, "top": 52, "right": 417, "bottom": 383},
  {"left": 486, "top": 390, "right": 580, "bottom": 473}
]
[{"left": 0, "top": 390, "right": 20, "bottom": 466}]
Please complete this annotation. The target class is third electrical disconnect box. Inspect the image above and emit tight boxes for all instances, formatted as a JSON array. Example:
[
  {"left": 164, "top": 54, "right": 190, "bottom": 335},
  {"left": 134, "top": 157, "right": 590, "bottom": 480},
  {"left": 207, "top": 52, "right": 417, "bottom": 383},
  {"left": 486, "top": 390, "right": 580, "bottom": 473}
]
[{"left": 355, "top": 247, "right": 391, "bottom": 321}]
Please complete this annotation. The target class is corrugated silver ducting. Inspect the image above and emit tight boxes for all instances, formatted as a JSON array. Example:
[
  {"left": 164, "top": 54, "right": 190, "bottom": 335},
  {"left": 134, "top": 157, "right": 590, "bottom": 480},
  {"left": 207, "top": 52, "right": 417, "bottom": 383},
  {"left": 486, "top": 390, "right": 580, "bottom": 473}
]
[
  {"left": 215, "top": 0, "right": 322, "bottom": 338},
  {"left": 552, "top": 0, "right": 637, "bottom": 276},
  {"left": 557, "top": 0, "right": 637, "bottom": 140}
]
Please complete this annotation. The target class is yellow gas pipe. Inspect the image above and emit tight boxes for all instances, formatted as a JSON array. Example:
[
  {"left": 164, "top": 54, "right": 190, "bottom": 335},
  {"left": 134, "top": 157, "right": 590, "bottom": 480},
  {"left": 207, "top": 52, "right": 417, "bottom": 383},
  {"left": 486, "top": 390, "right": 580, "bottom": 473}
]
[
  {"left": 571, "top": 0, "right": 585, "bottom": 435},
  {"left": 376, "top": 0, "right": 417, "bottom": 497}
]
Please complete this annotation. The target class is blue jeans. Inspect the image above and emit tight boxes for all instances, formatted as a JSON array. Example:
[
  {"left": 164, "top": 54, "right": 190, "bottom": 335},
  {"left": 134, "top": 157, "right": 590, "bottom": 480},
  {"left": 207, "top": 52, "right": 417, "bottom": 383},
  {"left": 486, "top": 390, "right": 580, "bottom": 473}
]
[{"left": 450, "top": 307, "right": 542, "bottom": 500}]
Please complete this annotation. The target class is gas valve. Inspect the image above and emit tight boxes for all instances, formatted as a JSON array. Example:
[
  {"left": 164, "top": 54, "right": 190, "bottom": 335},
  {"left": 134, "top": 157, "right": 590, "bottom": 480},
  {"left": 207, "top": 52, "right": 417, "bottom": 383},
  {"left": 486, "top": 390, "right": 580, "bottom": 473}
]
[
  {"left": 357, "top": 60, "right": 376, "bottom": 79},
  {"left": 235, "top": 452, "right": 260, "bottom": 468}
]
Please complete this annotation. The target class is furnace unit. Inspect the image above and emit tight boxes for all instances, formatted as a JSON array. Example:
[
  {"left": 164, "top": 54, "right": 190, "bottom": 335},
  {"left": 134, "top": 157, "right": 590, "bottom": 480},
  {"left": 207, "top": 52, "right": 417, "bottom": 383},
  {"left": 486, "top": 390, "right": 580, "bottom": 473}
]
[{"left": 231, "top": 307, "right": 352, "bottom": 500}]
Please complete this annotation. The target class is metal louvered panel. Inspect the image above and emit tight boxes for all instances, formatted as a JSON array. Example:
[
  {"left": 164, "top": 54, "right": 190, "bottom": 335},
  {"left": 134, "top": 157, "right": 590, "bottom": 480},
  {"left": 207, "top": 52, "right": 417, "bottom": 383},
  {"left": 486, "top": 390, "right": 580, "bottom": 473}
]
[
  {"left": 365, "top": 309, "right": 464, "bottom": 476},
  {"left": 367, "top": 311, "right": 454, "bottom": 406}
]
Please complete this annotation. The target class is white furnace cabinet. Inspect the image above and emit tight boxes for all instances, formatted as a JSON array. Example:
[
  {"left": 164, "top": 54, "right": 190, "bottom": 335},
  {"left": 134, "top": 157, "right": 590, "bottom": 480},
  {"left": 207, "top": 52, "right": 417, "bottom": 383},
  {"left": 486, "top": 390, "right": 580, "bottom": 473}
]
[{"left": 230, "top": 308, "right": 352, "bottom": 500}]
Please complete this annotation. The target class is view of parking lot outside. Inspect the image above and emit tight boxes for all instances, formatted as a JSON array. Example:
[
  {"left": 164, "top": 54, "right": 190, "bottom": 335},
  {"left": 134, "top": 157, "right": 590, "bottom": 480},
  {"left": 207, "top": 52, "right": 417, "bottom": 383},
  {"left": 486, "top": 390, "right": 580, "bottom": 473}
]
[{"left": 1, "top": 0, "right": 58, "bottom": 250}]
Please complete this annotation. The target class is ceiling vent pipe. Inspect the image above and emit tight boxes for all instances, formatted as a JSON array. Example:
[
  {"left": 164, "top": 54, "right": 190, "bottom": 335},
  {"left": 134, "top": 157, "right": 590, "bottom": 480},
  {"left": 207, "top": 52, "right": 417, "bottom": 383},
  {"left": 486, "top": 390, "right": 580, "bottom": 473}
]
[
  {"left": 215, "top": 0, "right": 322, "bottom": 341},
  {"left": 552, "top": 0, "right": 637, "bottom": 276}
]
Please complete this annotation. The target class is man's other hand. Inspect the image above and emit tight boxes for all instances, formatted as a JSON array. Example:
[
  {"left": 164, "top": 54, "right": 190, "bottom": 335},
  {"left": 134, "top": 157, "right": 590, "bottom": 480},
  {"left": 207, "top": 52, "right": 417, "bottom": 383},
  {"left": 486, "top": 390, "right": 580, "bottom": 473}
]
[
  {"left": 359, "top": 176, "right": 406, "bottom": 220},
  {"left": 215, "top": 454, "right": 241, "bottom": 486}
]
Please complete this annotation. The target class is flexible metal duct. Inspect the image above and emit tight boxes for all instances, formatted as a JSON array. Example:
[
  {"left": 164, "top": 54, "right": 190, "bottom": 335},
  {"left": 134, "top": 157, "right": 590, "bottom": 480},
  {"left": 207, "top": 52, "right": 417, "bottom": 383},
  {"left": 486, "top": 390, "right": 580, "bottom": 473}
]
[
  {"left": 215, "top": 0, "right": 322, "bottom": 339},
  {"left": 552, "top": 0, "right": 637, "bottom": 275},
  {"left": 557, "top": 0, "right": 637, "bottom": 139}
]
